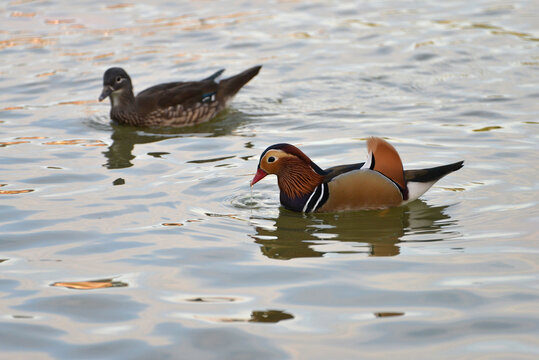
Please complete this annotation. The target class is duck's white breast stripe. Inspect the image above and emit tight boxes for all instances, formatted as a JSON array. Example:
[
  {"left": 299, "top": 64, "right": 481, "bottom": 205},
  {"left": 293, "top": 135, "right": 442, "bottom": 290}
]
[
  {"left": 364, "top": 151, "right": 374, "bottom": 170},
  {"left": 311, "top": 183, "right": 325, "bottom": 212},
  {"left": 302, "top": 186, "right": 319, "bottom": 212},
  {"left": 302, "top": 184, "right": 327, "bottom": 213}
]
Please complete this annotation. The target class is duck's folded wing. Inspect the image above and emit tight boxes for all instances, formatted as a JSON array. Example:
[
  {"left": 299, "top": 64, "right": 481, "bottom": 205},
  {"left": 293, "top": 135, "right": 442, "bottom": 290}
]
[
  {"left": 318, "top": 169, "right": 403, "bottom": 211},
  {"left": 137, "top": 81, "right": 219, "bottom": 112},
  {"left": 324, "top": 162, "right": 365, "bottom": 180}
]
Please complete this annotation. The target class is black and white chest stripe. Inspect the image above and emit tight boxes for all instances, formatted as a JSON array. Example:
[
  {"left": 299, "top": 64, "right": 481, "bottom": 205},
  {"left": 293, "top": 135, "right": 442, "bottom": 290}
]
[{"left": 302, "top": 183, "right": 329, "bottom": 213}]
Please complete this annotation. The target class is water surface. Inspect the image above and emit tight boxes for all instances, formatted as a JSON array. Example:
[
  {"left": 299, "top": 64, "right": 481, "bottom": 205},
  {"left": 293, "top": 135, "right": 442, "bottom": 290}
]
[{"left": 1, "top": 0, "right": 538, "bottom": 359}]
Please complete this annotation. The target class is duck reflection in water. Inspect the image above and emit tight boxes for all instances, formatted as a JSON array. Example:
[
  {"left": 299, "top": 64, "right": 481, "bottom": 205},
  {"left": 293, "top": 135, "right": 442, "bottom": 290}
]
[
  {"left": 251, "top": 200, "right": 458, "bottom": 260},
  {"left": 102, "top": 109, "right": 248, "bottom": 169}
]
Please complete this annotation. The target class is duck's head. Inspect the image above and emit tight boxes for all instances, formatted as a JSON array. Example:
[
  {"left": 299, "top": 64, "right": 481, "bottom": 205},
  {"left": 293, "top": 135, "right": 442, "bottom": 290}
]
[
  {"left": 99, "top": 67, "right": 133, "bottom": 103},
  {"left": 251, "top": 143, "right": 325, "bottom": 198}
]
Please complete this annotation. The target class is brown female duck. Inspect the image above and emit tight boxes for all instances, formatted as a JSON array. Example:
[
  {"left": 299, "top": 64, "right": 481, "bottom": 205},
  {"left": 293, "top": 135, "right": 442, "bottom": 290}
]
[
  {"left": 98, "top": 65, "right": 261, "bottom": 127},
  {"left": 251, "top": 137, "right": 463, "bottom": 212}
]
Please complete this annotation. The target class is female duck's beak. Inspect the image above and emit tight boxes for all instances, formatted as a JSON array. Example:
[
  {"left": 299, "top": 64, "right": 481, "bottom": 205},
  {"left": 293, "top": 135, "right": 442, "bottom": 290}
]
[
  {"left": 99, "top": 85, "right": 113, "bottom": 102},
  {"left": 250, "top": 168, "right": 268, "bottom": 186}
]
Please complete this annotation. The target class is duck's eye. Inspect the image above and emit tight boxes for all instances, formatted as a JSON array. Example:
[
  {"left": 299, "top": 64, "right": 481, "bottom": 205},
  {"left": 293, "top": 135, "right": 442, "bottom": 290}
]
[
  {"left": 115, "top": 76, "right": 123, "bottom": 83},
  {"left": 267, "top": 156, "right": 276, "bottom": 163}
]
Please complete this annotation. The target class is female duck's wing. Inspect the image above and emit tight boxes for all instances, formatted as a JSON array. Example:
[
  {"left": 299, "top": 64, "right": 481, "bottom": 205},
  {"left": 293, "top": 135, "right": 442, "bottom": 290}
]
[
  {"left": 134, "top": 66, "right": 260, "bottom": 118},
  {"left": 136, "top": 80, "right": 219, "bottom": 112}
]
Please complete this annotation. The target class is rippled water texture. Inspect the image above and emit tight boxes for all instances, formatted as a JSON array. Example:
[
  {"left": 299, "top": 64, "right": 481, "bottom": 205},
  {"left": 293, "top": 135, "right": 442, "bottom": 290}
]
[{"left": 1, "top": 1, "right": 538, "bottom": 359}]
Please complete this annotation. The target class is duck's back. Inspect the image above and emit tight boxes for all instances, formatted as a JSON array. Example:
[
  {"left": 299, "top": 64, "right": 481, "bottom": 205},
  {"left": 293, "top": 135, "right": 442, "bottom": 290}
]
[{"left": 134, "top": 80, "right": 220, "bottom": 127}]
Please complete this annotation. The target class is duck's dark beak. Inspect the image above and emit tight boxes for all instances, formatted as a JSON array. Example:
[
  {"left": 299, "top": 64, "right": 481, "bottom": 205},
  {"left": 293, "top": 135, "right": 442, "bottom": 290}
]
[
  {"left": 250, "top": 168, "right": 267, "bottom": 186},
  {"left": 99, "top": 86, "right": 113, "bottom": 102}
]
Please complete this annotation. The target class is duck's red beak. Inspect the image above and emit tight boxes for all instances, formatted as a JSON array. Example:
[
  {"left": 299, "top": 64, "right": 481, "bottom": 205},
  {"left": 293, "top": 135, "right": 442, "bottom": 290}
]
[{"left": 250, "top": 168, "right": 267, "bottom": 186}]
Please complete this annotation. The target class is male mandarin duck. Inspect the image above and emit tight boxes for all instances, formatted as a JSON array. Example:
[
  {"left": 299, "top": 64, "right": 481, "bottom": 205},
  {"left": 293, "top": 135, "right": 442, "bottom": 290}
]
[
  {"left": 250, "top": 137, "right": 463, "bottom": 212},
  {"left": 98, "top": 65, "right": 261, "bottom": 127}
]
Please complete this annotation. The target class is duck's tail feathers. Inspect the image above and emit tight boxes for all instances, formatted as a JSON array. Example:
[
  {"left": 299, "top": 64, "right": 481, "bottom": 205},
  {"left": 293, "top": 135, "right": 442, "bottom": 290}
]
[
  {"left": 203, "top": 69, "right": 225, "bottom": 83},
  {"left": 405, "top": 161, "right": 464, "bottom": 183},
  {"left": 219, "top": 65, "right": 262, "bottom": 99},
  {"left": 403, "top": 161, "right": 464, "bottom": 203},
  {"left": 365, "top": 137, "right": 406, "bottom": 192}
]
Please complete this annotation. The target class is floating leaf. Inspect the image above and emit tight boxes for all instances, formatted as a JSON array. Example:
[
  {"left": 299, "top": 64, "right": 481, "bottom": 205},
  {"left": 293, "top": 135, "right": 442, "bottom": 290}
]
[
  {"left": 0, "top": 189, "right": 34, "bottom": 195},
  {"left": 442, "top": 187, "right": 465, "bottom": 192},
  {"left": 2, "top": 106, "right": 24, "bottom": 111},
  {"left": 184, "top": 296, "right": 237, "bottom": 303},
  {"left": 0, "top": 141, "right": 29, "bottom": 147},
  {"left": 374, "top": 312, "right": 405, "bottom": 318},
  {"left": 11, "top": 12, "right": 36, "bottom": 17},
  {"left": 473, "top": 126, "right": 502, "bottom": 132},
  {"left": 51, "top": 278, "right": 128, "bottom": 290}
]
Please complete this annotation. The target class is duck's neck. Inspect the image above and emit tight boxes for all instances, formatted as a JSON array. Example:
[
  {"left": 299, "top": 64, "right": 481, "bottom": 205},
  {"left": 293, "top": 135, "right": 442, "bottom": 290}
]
[
  {"left": 110, "top": 88, "right": 140, "bottom": 125},
  {"left": 278, "top": 161, "right": 324, "bottom": 212},
  {"left": 110, "top": 88, "right": 135, "bottom": 109}
]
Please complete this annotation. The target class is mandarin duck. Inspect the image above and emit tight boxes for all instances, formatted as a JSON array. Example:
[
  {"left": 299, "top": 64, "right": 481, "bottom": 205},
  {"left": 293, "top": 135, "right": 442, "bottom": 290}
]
[
  {"left": 98, "top": 65, "right": 261, "bottom": 127},
  {"left": 250, "top": 137, "right": 463, "bottom": 212}
]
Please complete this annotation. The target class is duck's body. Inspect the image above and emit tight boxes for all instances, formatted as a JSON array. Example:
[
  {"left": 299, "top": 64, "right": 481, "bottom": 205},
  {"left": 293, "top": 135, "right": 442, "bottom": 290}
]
[
  {"left": 99, "top": 66, "right": 261, "bottom": 127},
  {"left": 251, "top": 137, "right": 463, "bottom": 212}
]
